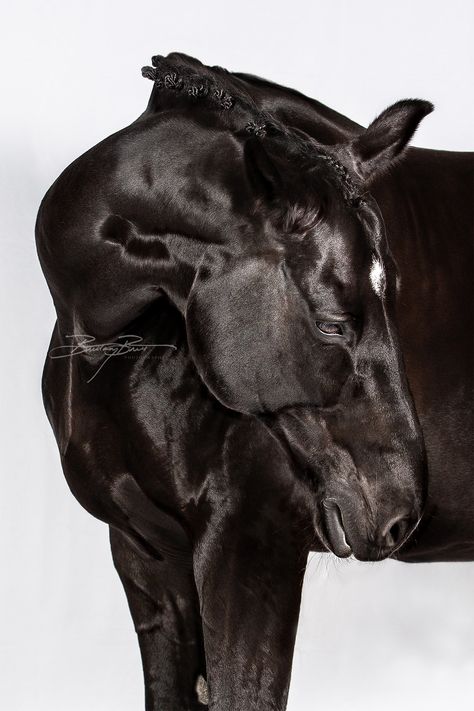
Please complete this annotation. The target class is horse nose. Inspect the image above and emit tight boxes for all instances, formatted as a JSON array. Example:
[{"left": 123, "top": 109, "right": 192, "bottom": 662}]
[
  {"left": 379, "top": 512, "right": 415, "bottom": 551},
  {"left": 320, "top": 500, "right": 421, "bottom": 560}
]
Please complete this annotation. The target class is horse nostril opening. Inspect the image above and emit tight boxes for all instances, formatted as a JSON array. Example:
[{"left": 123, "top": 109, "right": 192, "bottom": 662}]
[
  {"left": 387, "top": 521, "right": 401, "bottom": 547},
  {"left": 383, "top": 516, "right": 410, "bottom": 549}
]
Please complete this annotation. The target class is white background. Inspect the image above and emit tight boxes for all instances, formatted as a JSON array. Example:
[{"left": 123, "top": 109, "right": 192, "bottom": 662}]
[{"left": 1, "top": 1, "right": 473, "bottom": 709}]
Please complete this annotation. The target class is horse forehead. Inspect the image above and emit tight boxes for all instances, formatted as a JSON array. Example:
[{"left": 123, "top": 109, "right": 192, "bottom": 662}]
[
  {"left": 295, "top": 215, "right": 387, "bottom": 305},
  {"left": 314, "top": 216, "right": 368, "bottom": 280}
]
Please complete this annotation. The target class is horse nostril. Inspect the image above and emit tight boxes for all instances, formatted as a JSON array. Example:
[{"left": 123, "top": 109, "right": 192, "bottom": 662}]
[{"left": 383, "top": 515, "right": 410, "bottom": 549}]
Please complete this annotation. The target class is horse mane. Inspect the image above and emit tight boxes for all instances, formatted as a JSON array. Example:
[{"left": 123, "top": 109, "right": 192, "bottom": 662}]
[
  {"left": 141, "top": 53, "right": 361, "bottom": 204},
  {"left": 142, "top": 53, "right": 267, "bottom": 122}
]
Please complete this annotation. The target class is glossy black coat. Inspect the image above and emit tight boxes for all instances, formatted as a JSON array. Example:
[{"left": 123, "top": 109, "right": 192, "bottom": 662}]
[{"left": 36, "top": 53, "right": 473, "bottom": 711}]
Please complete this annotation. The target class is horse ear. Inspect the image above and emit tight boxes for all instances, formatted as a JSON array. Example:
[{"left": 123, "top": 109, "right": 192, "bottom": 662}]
[{"left": 348, "top": 99, "right": 434, "bottom": 181}]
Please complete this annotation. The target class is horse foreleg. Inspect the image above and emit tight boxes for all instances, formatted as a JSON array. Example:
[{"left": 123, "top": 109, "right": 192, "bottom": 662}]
[{"left": 110, "top": 526, "right": 207, "bottom": 711}]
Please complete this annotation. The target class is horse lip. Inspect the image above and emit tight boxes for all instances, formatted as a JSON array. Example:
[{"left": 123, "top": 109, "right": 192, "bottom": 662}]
[{"left": 322, "top": 500, "right": 353, "bottom": 558}]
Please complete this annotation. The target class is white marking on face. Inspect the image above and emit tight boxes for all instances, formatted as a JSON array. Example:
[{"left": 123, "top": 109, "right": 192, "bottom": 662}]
[{"left": 370, "top": 255, "right": 386, "bottom": 298}]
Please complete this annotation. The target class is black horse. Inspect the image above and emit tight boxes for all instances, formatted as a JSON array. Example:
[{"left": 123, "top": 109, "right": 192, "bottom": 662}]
[{"left": 36, "top": 53, "right": 473, "bottom": 711}]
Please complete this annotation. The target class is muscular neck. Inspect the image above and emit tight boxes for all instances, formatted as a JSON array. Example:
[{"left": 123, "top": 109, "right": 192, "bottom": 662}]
[
  {"left": 140, "top": 71, "right": 363, "bottom": 145},
  {"left": 230, "top": 71, "right": 363, "bottom": 144}
]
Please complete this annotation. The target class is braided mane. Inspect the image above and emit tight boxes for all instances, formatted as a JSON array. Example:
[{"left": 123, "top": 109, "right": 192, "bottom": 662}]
[
  {"left": 142, "top": 54, "right": 238, "bottom": 110},
  {"left": 142, "top": 53, "right": 362, "bottom": 204}
]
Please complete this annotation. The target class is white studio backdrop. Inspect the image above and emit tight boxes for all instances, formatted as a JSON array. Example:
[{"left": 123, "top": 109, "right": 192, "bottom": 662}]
[{"left": 1, "top": 1, "right": 473, "bottom": 709}]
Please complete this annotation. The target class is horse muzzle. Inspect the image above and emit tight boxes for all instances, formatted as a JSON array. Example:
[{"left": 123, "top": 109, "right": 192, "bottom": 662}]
[{"left": 320, "top": 497, "right": 422, "bottom": 561}]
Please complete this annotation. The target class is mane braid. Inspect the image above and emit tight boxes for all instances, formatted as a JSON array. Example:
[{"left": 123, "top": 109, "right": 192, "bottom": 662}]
[
  {"left": 142, "top": 55, "right": 362, "bottom": 205},
  {"left": 142, "top": 55, "right": 236, "bottom": 110},
  {"left": 246, "top": 118, "right": 363, "bottom": 205}
]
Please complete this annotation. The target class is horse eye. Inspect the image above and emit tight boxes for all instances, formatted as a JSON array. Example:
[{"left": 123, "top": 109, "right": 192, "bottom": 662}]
[{"left": 316, "top": 321, "right": 344, "bottom": 336}]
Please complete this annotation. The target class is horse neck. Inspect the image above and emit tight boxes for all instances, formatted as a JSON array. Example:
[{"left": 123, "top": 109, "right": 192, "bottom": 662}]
[
  {"left": 230, "top": 72, "right": 363, "bottom": 145},
  {"left": 371, "top": 147, "right": 472, "bottom": 278},
  {"left": 141, "top": 73, "right": 363, "bottom": 145}
]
